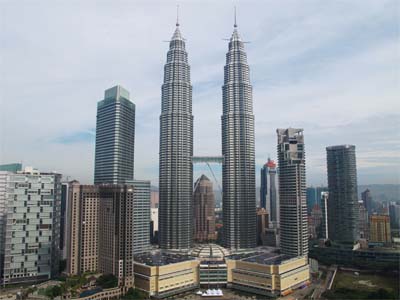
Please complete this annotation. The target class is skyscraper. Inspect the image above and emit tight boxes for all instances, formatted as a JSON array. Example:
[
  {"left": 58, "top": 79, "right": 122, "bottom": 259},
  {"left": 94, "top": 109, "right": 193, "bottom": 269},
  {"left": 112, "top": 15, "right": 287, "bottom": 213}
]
[
  {"left": 0, "top": 167, "right": 62, "bottom": 285},
  {"left": 369, "top": 215, "right": 391, "bottom": 244},
  {"left": 193, "top": 175, "right": 216, "bottom": 242},
  {"left": 277, "top": 128, "right": 308, "bottom": 257},
  {"left": 94, "top": 85, "right": 135, "bottom": 184},
  {"left": 326, "top": 145, "right": 359, "bottom": 243},
  {"left": 361, "top": 189, "right": 373, "bottom": 217},
  {"left": 159, "top": 20, "right": 193, "bottom": 250},
  {"left": 221, "top": 19, "right": 256, "bottom": 250},
  {"left": 260, "top": 159, "right": 279, "bottom": 226},
  {"left": 320, "top": 192, "right": 329, "bottom": 240}
]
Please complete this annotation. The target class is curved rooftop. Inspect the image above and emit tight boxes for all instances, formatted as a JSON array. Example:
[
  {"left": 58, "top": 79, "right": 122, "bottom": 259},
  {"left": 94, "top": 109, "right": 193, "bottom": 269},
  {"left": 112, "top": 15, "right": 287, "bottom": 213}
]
[{"left": 190, "top": 244, "right": 230, "bottom": 259}]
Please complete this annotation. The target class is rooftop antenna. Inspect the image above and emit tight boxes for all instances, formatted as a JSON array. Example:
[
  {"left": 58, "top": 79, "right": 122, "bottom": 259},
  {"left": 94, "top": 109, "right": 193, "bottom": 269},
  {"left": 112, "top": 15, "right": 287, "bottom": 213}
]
[
  {"left": 176, "top": 4, "right": 180, "bottom": 27},
  {"left": 234, "top": 6, "right": 237, "bottom": 28}
]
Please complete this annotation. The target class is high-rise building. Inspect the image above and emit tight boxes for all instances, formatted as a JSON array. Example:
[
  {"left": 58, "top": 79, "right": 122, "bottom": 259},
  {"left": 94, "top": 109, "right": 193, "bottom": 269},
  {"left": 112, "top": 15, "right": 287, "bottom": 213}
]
[
  {"left": 358, "top": 201, "right": 369, "bottom": 239},
  {"left": 260, "top": 159, "right": 278, "bottom": 227},
  {"left": 66, "top": 183, "right": 99, "bottom": 275},
  {"left": 0, "top": 172, "right": 9, "bottom": 281},
  {"left": 326, "top": 145, "right": 359, "bottom": 243},
  {"left": 361, "top": 189, "right": 373, "bottom": 217},
  {"left": 94, "top": 85, "right": 135, "bottom": 185},
  {"left": 222, "top": 20, "right": 256, "bottom": 250},
  {"left": 60, "top": 182, "right": 69, "bottom": 259},
  {"left": 306, "top": 187, "right": 317, "bottom": 215},
  {"left": 159, "top": 20, "right": 193, "bottom": 251},
  {"left": 98, "top": 185, "right": 135, "bottom": 288},
  {"left": 256, "top": 208, "right": 269, "bottom": 246},
  {"left": 369, "top": 215, "right": 391, "bottom": 244},
  {"left": 320, "top": 192, "right": 329, "bottom": 240},
  {"left": 0, "top": 167, "right": 61, "bottom": 285},
  {"left": 389, "top": 202, "right": 400, "bottom": 229},
  {"left": 277, "top": 128, "right": 308, "bottom": 257},
  {"left": 193, "top": 175, "right": 216, "bottom": 242},
  {"left": 125, "top": 180, "right": 151, "bottom": 254}
]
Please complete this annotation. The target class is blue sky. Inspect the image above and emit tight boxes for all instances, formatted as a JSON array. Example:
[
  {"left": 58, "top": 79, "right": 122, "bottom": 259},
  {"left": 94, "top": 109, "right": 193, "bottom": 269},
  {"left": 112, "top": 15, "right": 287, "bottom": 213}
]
[{"left": 0, "top": 0, "right": 398, "bottom": 187}]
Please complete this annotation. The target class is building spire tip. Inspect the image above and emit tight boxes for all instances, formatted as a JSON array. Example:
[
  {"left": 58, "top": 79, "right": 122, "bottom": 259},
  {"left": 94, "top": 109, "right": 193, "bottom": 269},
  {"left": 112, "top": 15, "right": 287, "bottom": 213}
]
[
  {"left": 234, "top": 6, "right": 237, "bottom": 28},
  {"left": 176, "top": 4, "right": 180, "bottom": 27}
]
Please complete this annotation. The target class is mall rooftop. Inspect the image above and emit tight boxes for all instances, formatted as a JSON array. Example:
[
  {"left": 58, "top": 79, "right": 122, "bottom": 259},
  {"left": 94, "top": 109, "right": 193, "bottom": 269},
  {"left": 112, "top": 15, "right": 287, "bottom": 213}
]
[{"left": 134, "top": 251, "right": 195, "bottom": 266}]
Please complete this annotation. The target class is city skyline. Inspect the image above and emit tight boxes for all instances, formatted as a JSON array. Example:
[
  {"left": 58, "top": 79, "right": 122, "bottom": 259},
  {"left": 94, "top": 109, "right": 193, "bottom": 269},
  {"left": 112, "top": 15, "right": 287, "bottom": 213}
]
[{"left": 0, "top": 1, "right": 399, "bottom": 187}]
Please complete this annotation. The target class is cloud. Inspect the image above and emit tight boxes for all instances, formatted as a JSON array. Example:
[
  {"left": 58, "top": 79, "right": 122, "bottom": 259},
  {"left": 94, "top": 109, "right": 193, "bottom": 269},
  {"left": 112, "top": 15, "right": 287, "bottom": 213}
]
[{"left": 0, "top": 0, "right": 398, "bottom": 186}]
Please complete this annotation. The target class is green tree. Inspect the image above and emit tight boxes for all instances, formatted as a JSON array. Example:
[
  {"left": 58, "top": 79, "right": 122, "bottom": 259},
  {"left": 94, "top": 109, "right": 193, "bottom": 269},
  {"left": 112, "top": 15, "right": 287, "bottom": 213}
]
[{"left": 96, "top": 274, "right": 118, "bottom": 289}]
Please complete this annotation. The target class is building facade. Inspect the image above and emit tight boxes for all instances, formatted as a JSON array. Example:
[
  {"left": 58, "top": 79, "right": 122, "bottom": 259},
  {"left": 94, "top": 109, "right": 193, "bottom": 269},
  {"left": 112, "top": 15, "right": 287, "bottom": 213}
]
[
  {"left": 98, "top": 185, "right": 135, "bottom": 288},
  {"left": 0, "top": 168, "right": 61, "bottom": 285},
  {"left": 222, "top": 21, "right": 256, "bottom": 249},
  {"left": 159, "top": 21, "right": 193, "bottom": 251},
  {"left": 193, "top": 175, "right": 216, "bottom": 242},
  {"left": 277, "top": 128, "right": 308, "bottom": 257},
  {"left": 320, "top": 192, "right": 329, "bottom": 240},
  {"left": 326, "top": 145, "right": 359, "bottom": 243},
  {"left": 126, "top": 180, "right": 151, "bottom": 254},
  {"left": 260, "top": 159, "right": 278, "bottom": 227},
  {"left": 389, "top": 202, "right": 400, "bottom": 229},
  {"left": 94, "top": 85, "right": 135, "bottom": 185},
  {"left": 256, "top": 208, "right": 269, "bottom": 246},
  {"left": 361, "top": 189, "right": 373, "bottom": 217},
  {"left": 358, "top": 201, "right": 369, "bottom": 239},
  {"left": 369, "top": 215, "right": 391, "bottom": 244},
  {"left": 66, "top": 183, "right": 99, "bottom": 275}
]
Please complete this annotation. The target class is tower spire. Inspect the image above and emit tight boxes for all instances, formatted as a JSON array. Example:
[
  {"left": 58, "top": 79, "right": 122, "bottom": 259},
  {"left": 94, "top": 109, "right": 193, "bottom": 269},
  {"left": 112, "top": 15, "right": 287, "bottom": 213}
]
[
  {"left": 176, "top": 4, "right": 180, "bottom": 27},
  {"left": 234, "top": 6, "right": 237, "bottom": 28}
]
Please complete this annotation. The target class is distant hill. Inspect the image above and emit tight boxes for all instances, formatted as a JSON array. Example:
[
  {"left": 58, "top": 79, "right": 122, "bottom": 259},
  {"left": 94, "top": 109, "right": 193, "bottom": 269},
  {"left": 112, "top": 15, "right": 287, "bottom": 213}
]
[{"left": 358, "top": 184, "right": 399, "bottom": 203}]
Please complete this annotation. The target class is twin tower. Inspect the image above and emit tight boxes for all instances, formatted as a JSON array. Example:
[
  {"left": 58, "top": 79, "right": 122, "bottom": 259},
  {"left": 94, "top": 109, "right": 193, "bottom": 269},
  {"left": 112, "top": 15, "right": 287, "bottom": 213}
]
[{"left": 159, "top": 19, "right": 256, "bottom": 251}]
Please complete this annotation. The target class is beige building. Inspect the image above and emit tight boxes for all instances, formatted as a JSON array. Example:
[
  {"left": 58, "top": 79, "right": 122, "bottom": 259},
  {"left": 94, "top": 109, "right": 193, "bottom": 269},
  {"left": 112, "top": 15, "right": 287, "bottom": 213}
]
[
  {"left": 193, "top": 175, "right": 216, "bottom": 242},
  {"left": 67, "top": 183, "right": 99, "bottom": 275},
  {"left": 133, "top": 248, "right": 309, "bottom": 299},
  {"left": 134, "top": 252, "right": 199, "bottom": 298},
  {"left": 256, "top": 208, "right": 269, "bottom": 245},
  {"left": 370, "top": 215, "right": 391, "bottom": 243},
  {"left": 67, "top": 183, "right": 150, "bottom": 289},
  {"left": 226, "top": 253, "right": 309, "bottom": 297}
]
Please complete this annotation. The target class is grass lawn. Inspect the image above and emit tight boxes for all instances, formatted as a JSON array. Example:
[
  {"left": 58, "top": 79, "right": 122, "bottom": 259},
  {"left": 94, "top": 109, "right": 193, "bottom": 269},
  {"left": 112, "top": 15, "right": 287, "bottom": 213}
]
[
  {"left": 333, "top": 271, "right": 398, "bottom": 293},
  {"left": 323, "top": 271, "right": 399, "bottom": 299}
]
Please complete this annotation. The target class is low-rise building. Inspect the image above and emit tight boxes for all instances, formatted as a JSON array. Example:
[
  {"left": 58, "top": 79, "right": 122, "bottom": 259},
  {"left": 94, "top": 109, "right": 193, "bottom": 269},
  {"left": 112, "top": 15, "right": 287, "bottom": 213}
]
[
  {"left": 226, "top": 253, "right": 309, "bottom": 297},
  {"left": 134, "top": 252, "right": 199, "bottom": 298}
]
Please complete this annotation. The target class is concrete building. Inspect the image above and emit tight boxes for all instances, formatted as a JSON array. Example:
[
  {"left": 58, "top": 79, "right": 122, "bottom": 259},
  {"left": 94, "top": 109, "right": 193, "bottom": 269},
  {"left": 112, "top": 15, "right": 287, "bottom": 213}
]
[
  {"left": 256, "top": 208, "right": 269, "bottom": 246},
  {"left": 66, "top": 183, "right": 99, "bottom": 275},
  {"left": 98, "top": 185, "right": 135, "bottom": 288},
  {"left": 226, "top": 253, "right": 309, "bottom": 297},
  {"left": 126, "top": 180, "right": 150, "bottom": 254},
  {"left": 222, "top": 19, "right": 256, "bottom": 250},
  {"left": 361, "top": 189, "right": 373, "bottom": 217},
  {"left": 94, "top": 85, "right": 135, "bottom": 185},
  {"left": 60, "top": 182, "right": 69, "bottom": 259},
  {"left": 67, "top": 182, "right": 150, "bottom": 284},
  {"left": 260, "top": 158, "right": 279, "bottom": 227},
  {"left": 277, "top": 128, "right": 308, "bottom": 257},
  {"left": 320, "top": 192, "right": 329, "bottom": 240},
  {"left": 358, "top": 201, "right": 369, "bottom": 239},
  {"left": 134, "top": 252, "right": 199, "bottom": 298},
  {"left": 0, "top": 167, "right": 62, "bottom": 285},
  {"left": 369, "top": 215, "right": 391, "bottom": 244},
  {"left": 326, "top": 145, "right": 359, "bottom": 243},
  {"left": 159, "top": 21, "right": 193, "bottom": 251},
  {"left": 389, "top": 202, "right": 400, "bottom": 229},
  {"left": 134, "top": 248, "right": 310, "bottom": 299},
  {"left": 193, "top": 175, "right": 216, "bottom": 242}
]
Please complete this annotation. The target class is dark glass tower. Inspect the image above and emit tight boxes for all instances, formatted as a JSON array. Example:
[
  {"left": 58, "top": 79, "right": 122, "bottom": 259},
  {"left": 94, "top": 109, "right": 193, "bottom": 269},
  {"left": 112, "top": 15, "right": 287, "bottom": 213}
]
[
  {"left": 277, "top": 128, "right": 308, "bottom": 257},
  {"left": 260, "top": 159, "right": 278, "bottom": 227},
  {"left": 94, "top": 85, "right": 135, "bottom": 184},
  {"left": 326, "top": 145, "right": 359, "bottom": 243},
  {"left": 222, "top": 21, "right": 256, "bottom": 249},
  {"left": 159, "top": 21, "right": 193, "bottom": 250}
]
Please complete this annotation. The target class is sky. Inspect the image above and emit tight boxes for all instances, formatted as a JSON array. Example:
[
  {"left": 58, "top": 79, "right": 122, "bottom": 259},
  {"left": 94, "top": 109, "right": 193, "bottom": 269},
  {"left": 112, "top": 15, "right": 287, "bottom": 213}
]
[{"left": 0, "top": 0, "right": 399, "bottom": 188}]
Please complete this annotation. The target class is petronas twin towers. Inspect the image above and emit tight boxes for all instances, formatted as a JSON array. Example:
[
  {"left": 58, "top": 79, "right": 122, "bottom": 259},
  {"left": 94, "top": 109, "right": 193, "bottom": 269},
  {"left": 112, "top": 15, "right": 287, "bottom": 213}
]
[{"left": 159, "top": 17, "right": 256, "bottom": 250}]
